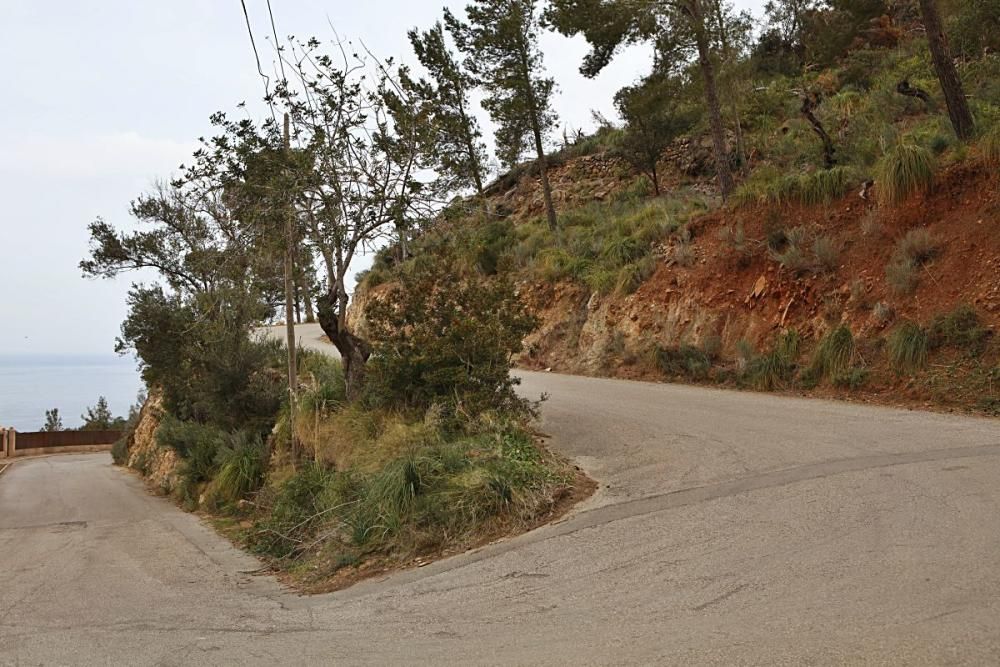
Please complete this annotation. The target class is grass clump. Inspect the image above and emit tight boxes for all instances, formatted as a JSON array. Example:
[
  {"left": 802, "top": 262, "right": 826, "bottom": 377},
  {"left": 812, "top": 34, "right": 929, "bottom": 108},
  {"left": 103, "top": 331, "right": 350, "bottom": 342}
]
[
  {"left": 209, "top": 431, "right": 269, "bottom": 507},
  {"left": 809, "top": 325, "right": 856, "bottom": 380},
  {"left": 981, "top": 124, "right": 1000, "bottom": 167},
  {"left": 876, "top": 143, "right": 935, "bottom": 206},
  {"left": 248, "top": 423, "right": 568, "bottom": 566},
  {"left": 887, "top": 322, "right": 929, "bottom": 373},
  {"left": 742, "top": 330, "right": 801, "bottom": 390},
  {"left": 734, "top": 166, "right": 858, "bottom": 208}
]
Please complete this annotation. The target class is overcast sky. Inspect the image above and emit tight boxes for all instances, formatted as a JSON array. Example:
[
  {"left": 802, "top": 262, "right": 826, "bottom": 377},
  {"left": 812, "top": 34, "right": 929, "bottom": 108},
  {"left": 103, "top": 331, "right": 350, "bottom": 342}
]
[{"left": 0, "top": 0, "right": 765, "bottom": 356}]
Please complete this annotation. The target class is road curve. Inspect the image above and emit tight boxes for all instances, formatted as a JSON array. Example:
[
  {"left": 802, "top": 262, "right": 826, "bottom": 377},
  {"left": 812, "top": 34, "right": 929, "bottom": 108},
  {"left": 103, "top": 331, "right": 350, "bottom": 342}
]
[{"left": 3, "top": 330, "right": 1000, "bottom": 664}]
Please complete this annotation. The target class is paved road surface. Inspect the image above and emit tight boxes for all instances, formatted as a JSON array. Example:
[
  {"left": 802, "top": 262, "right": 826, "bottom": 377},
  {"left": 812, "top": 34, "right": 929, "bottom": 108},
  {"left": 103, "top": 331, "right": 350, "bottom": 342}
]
[{"left": 3, "top": 334, "right": 1000, "bottom": 664}]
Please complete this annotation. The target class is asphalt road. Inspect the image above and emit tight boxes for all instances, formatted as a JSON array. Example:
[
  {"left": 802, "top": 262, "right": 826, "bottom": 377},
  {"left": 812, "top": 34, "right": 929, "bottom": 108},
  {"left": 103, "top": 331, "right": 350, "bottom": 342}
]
[{"left": 3, "top": 333, "right": 1000, "bottom": 664}]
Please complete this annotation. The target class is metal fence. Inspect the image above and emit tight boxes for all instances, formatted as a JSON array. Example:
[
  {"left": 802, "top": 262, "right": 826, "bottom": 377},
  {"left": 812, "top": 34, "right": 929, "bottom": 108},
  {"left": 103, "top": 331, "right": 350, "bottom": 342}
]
[{"left": 0, "top": 428, "right": 122, "bottom": 457}]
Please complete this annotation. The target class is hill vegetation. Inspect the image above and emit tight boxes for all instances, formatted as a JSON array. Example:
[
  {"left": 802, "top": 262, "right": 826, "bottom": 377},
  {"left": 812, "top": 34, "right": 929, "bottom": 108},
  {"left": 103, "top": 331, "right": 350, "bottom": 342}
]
[{"left": 88, "top": 0, "right": 999, "bottom": 589}]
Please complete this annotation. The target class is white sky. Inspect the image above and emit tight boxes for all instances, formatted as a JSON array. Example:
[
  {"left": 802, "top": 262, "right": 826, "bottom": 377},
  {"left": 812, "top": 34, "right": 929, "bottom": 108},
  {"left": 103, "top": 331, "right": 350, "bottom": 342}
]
[{"left": 0, "top": 0, "right": 764, "bottom": 355}]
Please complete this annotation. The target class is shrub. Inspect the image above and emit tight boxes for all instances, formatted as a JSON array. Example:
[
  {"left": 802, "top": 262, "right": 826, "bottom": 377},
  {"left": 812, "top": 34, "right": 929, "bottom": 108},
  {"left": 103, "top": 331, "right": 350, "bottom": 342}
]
[
  {"left": 876, "top": 143, "right": 935, "bottom": 206},
  {"left": 886, "top": 259, "right": 920, "bottom": 296},
  {"left": 365, "top": 247, "right": 538, "bottom": 420},
  {"left": 833, "top": 367, "right": 870, "bottom": 390},
  {"left": 157, "top": 417, "right": 227, "bottom": 504},
  {"left": 298, "top": 353, "right": 347, "bottom": 416},
  {"left": 111, "top": 436, "right": 129, "bottom": 466},
  {"left": 810, "top": 325, "right": 855, "bottom": 380},
  {"left": 895, "top": 229, "right": 940, "bottom": 265},
  {"left": 813, "top": 236, "right": 841, "bottom": 272},
  {"left": 872, "top": 301, "right": 895, "bottom": 326},
  {"left": 887, "top": 322, "right": 929, "bottom": 373},
  {"left": 601, "top": 235, "right": 645, "bottom": 267},
  {"left": 798, "top": 167, "right": 859, "bottom": 206},
  {"left": 655, "top": 344, "right": 714, "bottom": 380},
  {"left": 615, "top": 256, "right": 657, "bottom": 295},
  {"left": 772, "top": 243, "right": 811, "bottom": 274},
  {"left": 860, "top": 212, "right": 885, "bottom": 238},
  {"left": 249, "top": 463, "right": 342, "bottom": 558},
  {"left": 886, "top": 229, "right": 940, "bottom": 296},
  {"left": 672, "top": 241, "right": 696, "bottom": 267},
  {"left": 928, "top": 305, "right": 989, "bottom": 354}
]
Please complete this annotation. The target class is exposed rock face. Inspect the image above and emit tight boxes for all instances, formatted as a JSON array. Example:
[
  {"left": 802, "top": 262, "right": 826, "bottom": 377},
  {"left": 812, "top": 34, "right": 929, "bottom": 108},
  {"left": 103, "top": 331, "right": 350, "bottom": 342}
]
[{"left": 123, "top": 390, "right": 179, "bottom": 493}]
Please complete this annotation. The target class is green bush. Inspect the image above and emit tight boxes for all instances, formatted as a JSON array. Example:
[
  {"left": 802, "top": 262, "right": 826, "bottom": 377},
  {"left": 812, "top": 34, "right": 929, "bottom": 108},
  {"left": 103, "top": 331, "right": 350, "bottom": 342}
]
[
  {"left": 157, "top": 417, "right": 227, "bottom": 503},
  {"left": 876, "top": 143, "right": 935, "bottom": 206},
  {"left": 929, "top": 305, "right": 989, "bottom": 354},
  {"left": 364, "top": 247, "right": 538, "bottom": 420},
  {"left": 249, "top": 463, "right": 342, "bottom": 558},
  {"left": 654, "top": 344, "right": 715, "bottom": 381},
  {"left": 887, "top": 322, "right": 929, "bottom": 373},
  {"left": 111, "top": 436, "right": 129, "bottom": 466},
  {"left": 832, "top": 367, "right": 870, "bottom": 390}
]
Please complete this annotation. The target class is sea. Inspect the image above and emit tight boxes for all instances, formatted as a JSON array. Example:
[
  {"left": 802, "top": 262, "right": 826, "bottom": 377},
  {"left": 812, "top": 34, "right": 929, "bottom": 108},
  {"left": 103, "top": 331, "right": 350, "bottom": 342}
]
[{"left": 0, "top": 354, "right": 144, "bottom": 432}]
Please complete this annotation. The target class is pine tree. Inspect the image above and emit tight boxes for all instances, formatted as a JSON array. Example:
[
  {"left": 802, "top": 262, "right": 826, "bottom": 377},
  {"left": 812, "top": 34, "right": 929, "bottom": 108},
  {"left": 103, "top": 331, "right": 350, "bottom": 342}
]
[
  {"left": 447, "top": 1, "right": 560, "bottom": 230},
  {"left": 917, "top": 0, "right": 975, "bottom": 140},
  {"left": 405, "top": 21, "right": 489, "bottom": 199},
  {"left": 42, "top": 408, "right": 63, "bottom": 432},
  {"left": 81, "top": 396, "right": 114, "bottom": 431},
  {"left": 547, "top": 0, "right": 736, "bottom": 199}
]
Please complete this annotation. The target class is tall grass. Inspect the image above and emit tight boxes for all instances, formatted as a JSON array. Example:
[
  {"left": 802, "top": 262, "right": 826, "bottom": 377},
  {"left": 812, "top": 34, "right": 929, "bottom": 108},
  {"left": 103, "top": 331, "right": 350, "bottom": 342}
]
[
  {"left": 743, "top": 330, "right": 801, "bottom": 390},
  {"left": 733, "top": 166, "right": 859, "bottom": 208},
  {"left": 249, "top": 426, "right": 567, "bottom": 564},
  {"left": 981, "top": 124, "right": 1000, "bottom": 167},
  {"left": 810, "top": 325, "right": 855, "bottom": 379},
  {"left": 876, "top": 143, "right": 935, "bottom": 206},
  {"left": 211, "top": 431, "right": 269, "bottom": 506},
  {"left": 887, "top": 322, "right": 929, "bottom": 373}
]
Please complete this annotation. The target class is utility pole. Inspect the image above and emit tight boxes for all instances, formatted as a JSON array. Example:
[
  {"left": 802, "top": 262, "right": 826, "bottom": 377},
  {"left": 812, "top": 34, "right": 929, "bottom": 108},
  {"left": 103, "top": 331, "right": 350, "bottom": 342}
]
[{"left": 283, "top": 113, "right": 298, "bottom": 460}]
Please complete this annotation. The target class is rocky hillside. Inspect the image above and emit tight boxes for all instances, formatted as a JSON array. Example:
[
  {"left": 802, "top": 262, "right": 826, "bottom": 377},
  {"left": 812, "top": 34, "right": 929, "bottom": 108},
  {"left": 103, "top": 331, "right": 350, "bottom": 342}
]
[{"left": 358, "top": 139, "right": 1000, "bottom": 415}]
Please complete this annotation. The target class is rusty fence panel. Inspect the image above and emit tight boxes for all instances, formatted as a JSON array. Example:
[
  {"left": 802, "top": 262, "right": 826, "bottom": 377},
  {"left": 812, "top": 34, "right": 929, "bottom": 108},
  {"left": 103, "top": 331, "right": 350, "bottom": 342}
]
[{"left": 15, "top": 430, "right": 123, "bottom": 450}]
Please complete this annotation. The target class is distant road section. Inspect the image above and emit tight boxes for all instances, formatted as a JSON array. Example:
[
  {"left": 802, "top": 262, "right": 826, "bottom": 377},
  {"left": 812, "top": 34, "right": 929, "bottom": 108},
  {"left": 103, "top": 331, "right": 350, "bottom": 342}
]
[
  {"left": 258, "top": 323, "right": 340, "bottom": 356},
  {"left": 3, "top": 324, "right": 1000, "bottom": 664}
]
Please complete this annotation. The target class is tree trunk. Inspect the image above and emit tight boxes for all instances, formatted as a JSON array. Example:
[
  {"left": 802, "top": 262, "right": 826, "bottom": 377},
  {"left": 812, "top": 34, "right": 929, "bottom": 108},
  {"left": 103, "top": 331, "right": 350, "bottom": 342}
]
[
  {"left": 316, "top": 286, "right": 371, "bottom": 401},
  {"left": 518, "top": 38, "right": 558, "bottom": 231},
  {"left": 918, "top": 0, "right": 975, "bottom": 140},
  {"left": 534, "top": 134, "right": 558, "bottom": 231},
  {"left": 303, "top": 288, "right": 315, "bottom": 323},
  {"left": 801, "top": 94, "right": 837, "bottom": 168},
  {"left": 691, "top": 3, "right": 735, "bottom": 200},
  {"left": 650, "top": 163, "right": 661, "bottom": 196}
]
